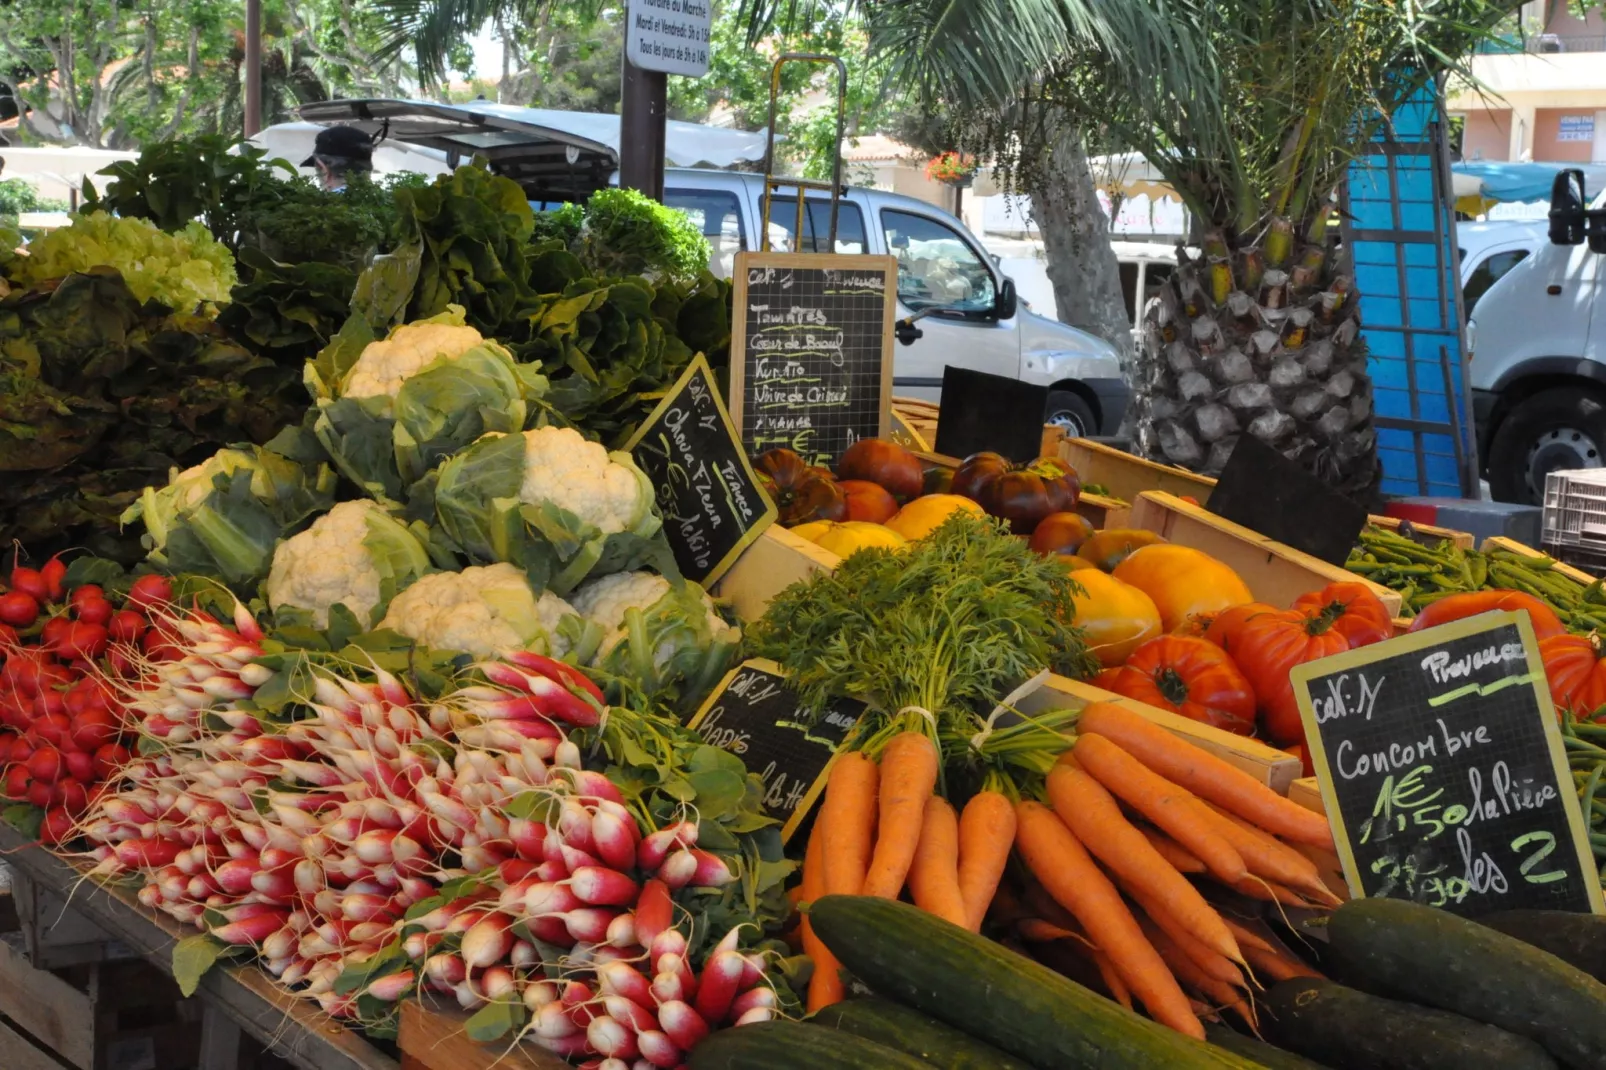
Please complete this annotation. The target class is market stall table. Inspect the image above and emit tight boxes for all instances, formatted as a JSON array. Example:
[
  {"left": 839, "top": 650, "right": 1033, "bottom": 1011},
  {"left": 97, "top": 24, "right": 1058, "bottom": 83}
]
[
  {"left": 0, "top": 821, "right": 398, "bottom": 1070},
  {"left": 398, "top": 1002, "right": 562, "bottom": 1070}
]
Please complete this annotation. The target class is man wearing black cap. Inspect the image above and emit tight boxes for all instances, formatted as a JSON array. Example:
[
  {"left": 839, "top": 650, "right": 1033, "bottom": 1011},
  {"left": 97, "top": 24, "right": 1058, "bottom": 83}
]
[{"left": 302, "top": 125, "right": 374, "bottom": 192}]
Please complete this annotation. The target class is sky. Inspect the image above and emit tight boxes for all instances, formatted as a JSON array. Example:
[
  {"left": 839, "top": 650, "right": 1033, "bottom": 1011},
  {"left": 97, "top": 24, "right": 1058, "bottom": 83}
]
[{"left": 468, "top": 21, "right": 504, "bottom": 82}]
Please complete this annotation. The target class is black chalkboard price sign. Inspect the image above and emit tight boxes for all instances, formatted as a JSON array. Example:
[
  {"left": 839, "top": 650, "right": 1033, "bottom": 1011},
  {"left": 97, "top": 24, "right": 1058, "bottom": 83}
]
[
  {"left": 686, "top": 657, "right": 865, "bottom": 841},
  {"left": 625, "top": 354, "right": 777, "bottom": 587},
  {"left": 728, "top": 252, "right": 897, "bottom": 469},
  {"left": 1292, "top": 610, "right": 1604, "bottom": 917}
]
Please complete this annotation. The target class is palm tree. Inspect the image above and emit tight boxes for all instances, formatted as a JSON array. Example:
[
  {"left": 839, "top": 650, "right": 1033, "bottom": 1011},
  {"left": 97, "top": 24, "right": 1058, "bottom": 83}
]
[{"left": 751, "top": 0, "right": 1513, "bottom": 499}]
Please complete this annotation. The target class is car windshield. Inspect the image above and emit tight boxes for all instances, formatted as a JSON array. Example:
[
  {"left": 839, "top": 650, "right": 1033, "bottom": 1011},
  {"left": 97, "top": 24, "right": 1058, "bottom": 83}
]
[{"left": 881, "top": 208, "right": 995, "bottom": 313}]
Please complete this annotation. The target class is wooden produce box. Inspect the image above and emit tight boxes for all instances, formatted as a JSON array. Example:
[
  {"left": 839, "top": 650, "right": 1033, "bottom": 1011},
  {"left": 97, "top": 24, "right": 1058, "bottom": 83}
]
[
  {"left": 1058, "top": 439, "right": 1473, "bottom": 548},
  {"left": 1018, "top": 674, "right": 1304, "bottom": 794},
  {"left": 713, "top": 524, "right": 840, "bottom": 624},
  {"left": 1129, "top": 491, "right": 1403, "bottom": 618},
  {"left": 399, "top": 1000, "right": 562, "bottom": 1070},
  {"left": 11, "top": 869, "right": 137, "bottom": 969},
  {"left": 1481, "top": 535, "right": 1597, "bottom": 587},
  {"left": 1288, "top": 777, "right": 1350, "bottom": 902}
]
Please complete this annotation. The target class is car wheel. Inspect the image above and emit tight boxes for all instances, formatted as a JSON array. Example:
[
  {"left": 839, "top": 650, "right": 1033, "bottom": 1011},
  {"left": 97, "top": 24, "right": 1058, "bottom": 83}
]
[
  {"left": 1044, "top": 390, "right": 1098, "bottom": 438},
  {"left": 1486, "top": 386, "right": 1606, "bottom": 505}
]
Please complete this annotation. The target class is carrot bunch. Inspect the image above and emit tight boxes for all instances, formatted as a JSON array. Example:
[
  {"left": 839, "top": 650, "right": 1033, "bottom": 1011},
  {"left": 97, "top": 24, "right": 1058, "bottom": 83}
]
[
  {"left": 1010, "top": 702, "right": 1337, "bottom": 1040},
  {"left": 800, "top": 729, "right": 1020, "bottom": 1011}
]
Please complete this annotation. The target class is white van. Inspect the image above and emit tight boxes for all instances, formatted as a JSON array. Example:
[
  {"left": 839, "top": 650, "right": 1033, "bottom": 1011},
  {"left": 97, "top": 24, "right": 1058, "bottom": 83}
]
[
  {"left": 273, "top": 100, "right": 1130, "bottom": 436},
  {"left": 1462, "top": 177, "right": 1604, "bottom": 504}
]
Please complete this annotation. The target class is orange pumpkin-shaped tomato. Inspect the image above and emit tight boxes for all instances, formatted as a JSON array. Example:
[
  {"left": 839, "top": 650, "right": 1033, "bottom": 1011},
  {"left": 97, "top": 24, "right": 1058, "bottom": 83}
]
[
  {"left": 1112, "top": 544, "right": 1253, "bottom": 633},
  {"left": 883, "top": 494, "right": 986, "bottom": 541},
  {"left": 1030, "top": 512, "right": 1097, "bottom": 556},
  {"left": 838, "top": 480, "right": 899, "bottom": 524},
  {"left": 1541, "top": 633, "right": 1606, "bottom": 721},
  {"left": 950, "top": 452, "right": 1081, "bottom": 534},
  {"left": 755, "top": 448, "right": 847, "bottom": 526},
  {"left": 1077, "top": 529, "right": 1166, "bottom": 571},
  {"left": 1056, "top": 554, "right": 1099, "bottom": 572},
  {"left": 1097, "top": 635, "right": 1257, "bottom": 735},
  {"left": 1069, "top": 571, "right": 1163, "bottom": 667},
  {"left": 1290, "top": 581, "right": 1395, "bottom": 649},
  {"left": 837, "top": 438, "right": 925, "bottom": 502},
  {"left": 1407, "top": 589, "right": 1566, "bottom": 642},
  {"left": 1200, "top": 602, "right": 1282, "bottom": 646}
]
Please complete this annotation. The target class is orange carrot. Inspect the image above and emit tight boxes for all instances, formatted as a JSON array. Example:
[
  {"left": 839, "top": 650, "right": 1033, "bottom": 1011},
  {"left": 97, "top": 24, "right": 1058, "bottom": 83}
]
[
  {"left": 1220, "top": 916, "right": 1278, "bottom": 956},
  {"left": 1077, "top": 703, "right": 1335, "bottom": 849},
  {"left": 907, "top": 796, "right": 968, "bottom": 927},
  {"left": 1139, "top": 825, "right": 1208, "bottom": 874},
  {"left": 1229, "top": 875, "right": 1319, "bottom": 908},
  {"left": 1142, "top": 919, "right": 1255, "bottom": 1028},
  {"left": 1244, "top": 941, "right": 1325, "bottom": 982},
  {"left": 956, "top": 790, "right": 1017, "bottom": 930},
  {"left": 1014, "top": 800, "right": 1203, "bottom": 1040},
  {"left": 1194, "top": 802, "right": 1338, "bottom": 904},
  {"left": 862, "top": 732, "right": 938, "bottom": 899},
  {"left": 801, "top": 821, "right": 844, "bottom": 1011},
  {"left": 1070, "top": 735, "right": 1247, "bottom": 884},
  {"left": 820, "top": 751, "right": 878, "bottom": 896},
  {"left": 1091, "top": 949, "right": 1134, "bottom": 1010},
  {"left": 1017, "top": 917, "right": 1089, "bottom": 945},
  {"left": 1046, "top": 763, "right": 1242, "bottom": 965},
  {"left": 1124, "top": 884, "right": 1244, "bottom": 988}
]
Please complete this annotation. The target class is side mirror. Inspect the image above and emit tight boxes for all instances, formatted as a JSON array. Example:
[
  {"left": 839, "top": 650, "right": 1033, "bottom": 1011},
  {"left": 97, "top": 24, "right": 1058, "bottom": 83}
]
[
  {"left": 995, "top": 277, "right": 1018, "bottom": 321},
  {"left": 1550, "top": 169, "right": 1586, "bottom": 246}
]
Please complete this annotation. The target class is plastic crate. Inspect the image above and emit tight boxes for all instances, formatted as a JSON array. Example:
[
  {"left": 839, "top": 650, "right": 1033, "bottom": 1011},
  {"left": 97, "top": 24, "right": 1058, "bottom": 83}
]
[
  {"left": 1541, "top": 468, "right": 1606, "bottom": 550},
  {"left": 1542, "top": 541, "right": 1606, "bottom": 578}
]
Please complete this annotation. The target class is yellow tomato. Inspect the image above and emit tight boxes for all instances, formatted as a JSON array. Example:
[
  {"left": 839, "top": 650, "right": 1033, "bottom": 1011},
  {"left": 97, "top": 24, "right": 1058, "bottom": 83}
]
[
  {"left": 788, "top": 520, "right": 834, "bottom": 544},
  {"left": 883, "top": 494, "right": 986, "bottom": 541},
  {"left": 1111, "top": 544, "right": 1253, "bottom": 633},
  {"left": 1069, "top": 571, "right": 1163, "bottom": 667},
  {"left": 809, "top": 521, "right": 908, "bottom": 559}
]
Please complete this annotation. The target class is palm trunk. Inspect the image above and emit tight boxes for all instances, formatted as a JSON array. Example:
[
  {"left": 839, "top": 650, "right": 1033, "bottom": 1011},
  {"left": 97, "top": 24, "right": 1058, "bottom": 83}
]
[
  {"left": 1028, "top": 129, "right": 1132, "bottom": 364},
  {"left": 1132, "top": 221, "right": 1380, "bottom": 501}
]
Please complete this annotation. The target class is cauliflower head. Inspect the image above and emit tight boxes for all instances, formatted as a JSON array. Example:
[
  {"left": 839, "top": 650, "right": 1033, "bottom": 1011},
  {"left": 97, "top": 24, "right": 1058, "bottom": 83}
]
[
  {"left": 340, "top": 319, "right": 487, "bottom": 399},
  {"left": 265, "top": 500, "right": 432, "bottom": 628},
  {"left": 570, "top": 570, "right": 739, "bottom": 671},
  {"left": 518, "top": 426, "right": 648, "bottom": 535},
  {"left": 378, "top": 563, "right": 577, "bottom": 658}
]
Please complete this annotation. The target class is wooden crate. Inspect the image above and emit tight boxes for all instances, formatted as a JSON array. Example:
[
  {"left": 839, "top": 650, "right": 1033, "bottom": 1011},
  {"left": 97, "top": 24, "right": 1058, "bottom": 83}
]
[
  {"left": 399, "top": 1000, "right": 562, "bottom": 1070},
  {"left": 1288, "top": 778, "right": 1350, "bottom": 902},
  {"left": 11, "top": 869, "right": 137, "bottom": 969},
  {"left": 1481, "top": 535, "right": 1597, "bottom": 586},
  {"left": 713, "top": 524, "right": 840, "bottom": 623},
  {"left": 1017, "top": 674, "right": 1304, "bottom": 793},
  {"left": 1058, "top": 437, "right": 1218, "bottom": 505},
  {"left": 1129, "top": 491, "right": 1403, "bottom": 617},
  {"left": 1057, "top": 439, "right": 1472, "bottom": 547}
]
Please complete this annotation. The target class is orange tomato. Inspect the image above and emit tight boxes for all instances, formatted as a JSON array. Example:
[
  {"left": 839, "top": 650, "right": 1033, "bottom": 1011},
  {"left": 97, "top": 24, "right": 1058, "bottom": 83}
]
[
  {"left": 1077, "top": 528, "right": 1166, "bottom": 571},
  {"left": 1029, "top": 512, "right": 1097, "bottom": 556},
  {"left": 1097, "top": 635, "right": 1257, "bottom": 735},
  {"left": 1541, "top": 633, "right": 1606, "bottom": 721},
  {"left": 1111, "top": 544, "right": 1253, "bottom": 633},
  {"left": 1069, "top": 571, "right": 1163, "bottom": 667}
]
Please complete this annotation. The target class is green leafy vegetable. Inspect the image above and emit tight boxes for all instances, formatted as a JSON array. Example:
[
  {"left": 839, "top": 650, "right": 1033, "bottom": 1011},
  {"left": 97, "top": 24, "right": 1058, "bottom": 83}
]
[
  {"left": 217, "top": 250, "right": 358, "bottom": 364},
  {"left": 171, "top": 933, "right": 229, "bottom": 997},
  {"left": 746, "top": 511, "right": 1102, "bottom": 744},
  {"left": 573, "top": 187, "right": 712, "bottom": 284},
  {"left": 11, "top": 213, "right": 237, "bottom": 311}
]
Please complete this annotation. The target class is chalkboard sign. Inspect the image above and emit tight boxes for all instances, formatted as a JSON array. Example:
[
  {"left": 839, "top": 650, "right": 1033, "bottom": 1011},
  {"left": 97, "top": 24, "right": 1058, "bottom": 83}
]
[
  {"left": 1209, "top": 436, "right": 1368, "bottom": 567},
  {"left": 934, "top": 365, "right": 1050, "bottom": 463},
  {"left": 728, "top": 252, "right": 896, "bottom": 468},
  {"left": 1292, "top": 611, "right": 1603, "bottom": 916},
  {"left": 686, "top": 658, "right": 865, "bottom": 842},
  {"left": 625, "top": 355, "right": 777, "bottom": 586}
]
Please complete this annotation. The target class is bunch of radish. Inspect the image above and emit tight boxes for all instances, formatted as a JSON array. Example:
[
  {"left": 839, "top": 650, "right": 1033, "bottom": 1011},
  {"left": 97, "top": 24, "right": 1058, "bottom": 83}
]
[{"left": 0, "top": 562, "right": 180, "bottom": 843}]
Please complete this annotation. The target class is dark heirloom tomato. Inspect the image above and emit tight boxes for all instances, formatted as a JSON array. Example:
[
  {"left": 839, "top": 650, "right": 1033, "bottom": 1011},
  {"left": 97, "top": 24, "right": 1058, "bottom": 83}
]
[
  {"left": 1096, "top": 635, "right": 1257, "bottom": 735},
  {"left": 755, "top": 448, "right": 847, "bottom": 525},
  {"left": 836, "top": 439, "right": 925, "bottom": 501},
  {"left": 951, "top": 452, "right": 1082, "bottom": 534}
]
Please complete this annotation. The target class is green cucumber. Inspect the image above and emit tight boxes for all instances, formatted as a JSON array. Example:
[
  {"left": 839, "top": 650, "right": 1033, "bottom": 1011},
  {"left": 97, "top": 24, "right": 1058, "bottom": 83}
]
[
  {"left": 1260, "top": 978, "right": 1558, "bottom": 1070},
  {"left": 1479, "top": 909, "right": 1606, "bottom": 983},
  {"left": 808, "top": 894, "right": 1259, "bottom": 1069},
  {"left": 1203, "top": 1022, "right": 1331, "bottom": 1070},
  {"left": 812, "top": 997, "right": 1035, "bottom": 1070},
  {"left": 1327, "top": 898, "right": 1606, "bottom": 1069},
  {"left": 686, "top": 1019, "right": 934, "bottom": 1069}
]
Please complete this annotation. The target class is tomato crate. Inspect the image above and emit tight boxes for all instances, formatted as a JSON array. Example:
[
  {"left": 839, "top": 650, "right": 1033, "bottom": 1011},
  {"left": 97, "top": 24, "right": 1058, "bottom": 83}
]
[{"left": 1128, "top": 491, "right": 1403, "bottom": 618}]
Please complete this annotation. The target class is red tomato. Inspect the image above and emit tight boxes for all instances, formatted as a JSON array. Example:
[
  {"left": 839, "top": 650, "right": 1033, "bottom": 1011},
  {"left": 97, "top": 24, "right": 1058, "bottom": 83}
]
[
  {"left": 837, "top": 439, "right": 925, "bottom": 502},
  {"left": 1219, "top": 582, "right": 1398, "bottom": 745},
  {"left": 1096, "top": 635, "right": 1257, "bottom": 735},
  {"left": 1408, "top": 589, "right": 1565, "bottom": 642},
  {"left": 1541, "top": 633, "right": 1606, "bottom": 721},
  {"left": 837, "top": 480, "right": 899, "bottom": 524}
]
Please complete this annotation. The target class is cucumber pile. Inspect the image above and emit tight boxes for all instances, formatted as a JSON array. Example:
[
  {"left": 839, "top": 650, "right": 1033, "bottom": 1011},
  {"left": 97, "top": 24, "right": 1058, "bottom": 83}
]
[{"left": 1253, "top": 899, "right": 1606, "bottom": 1070}]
